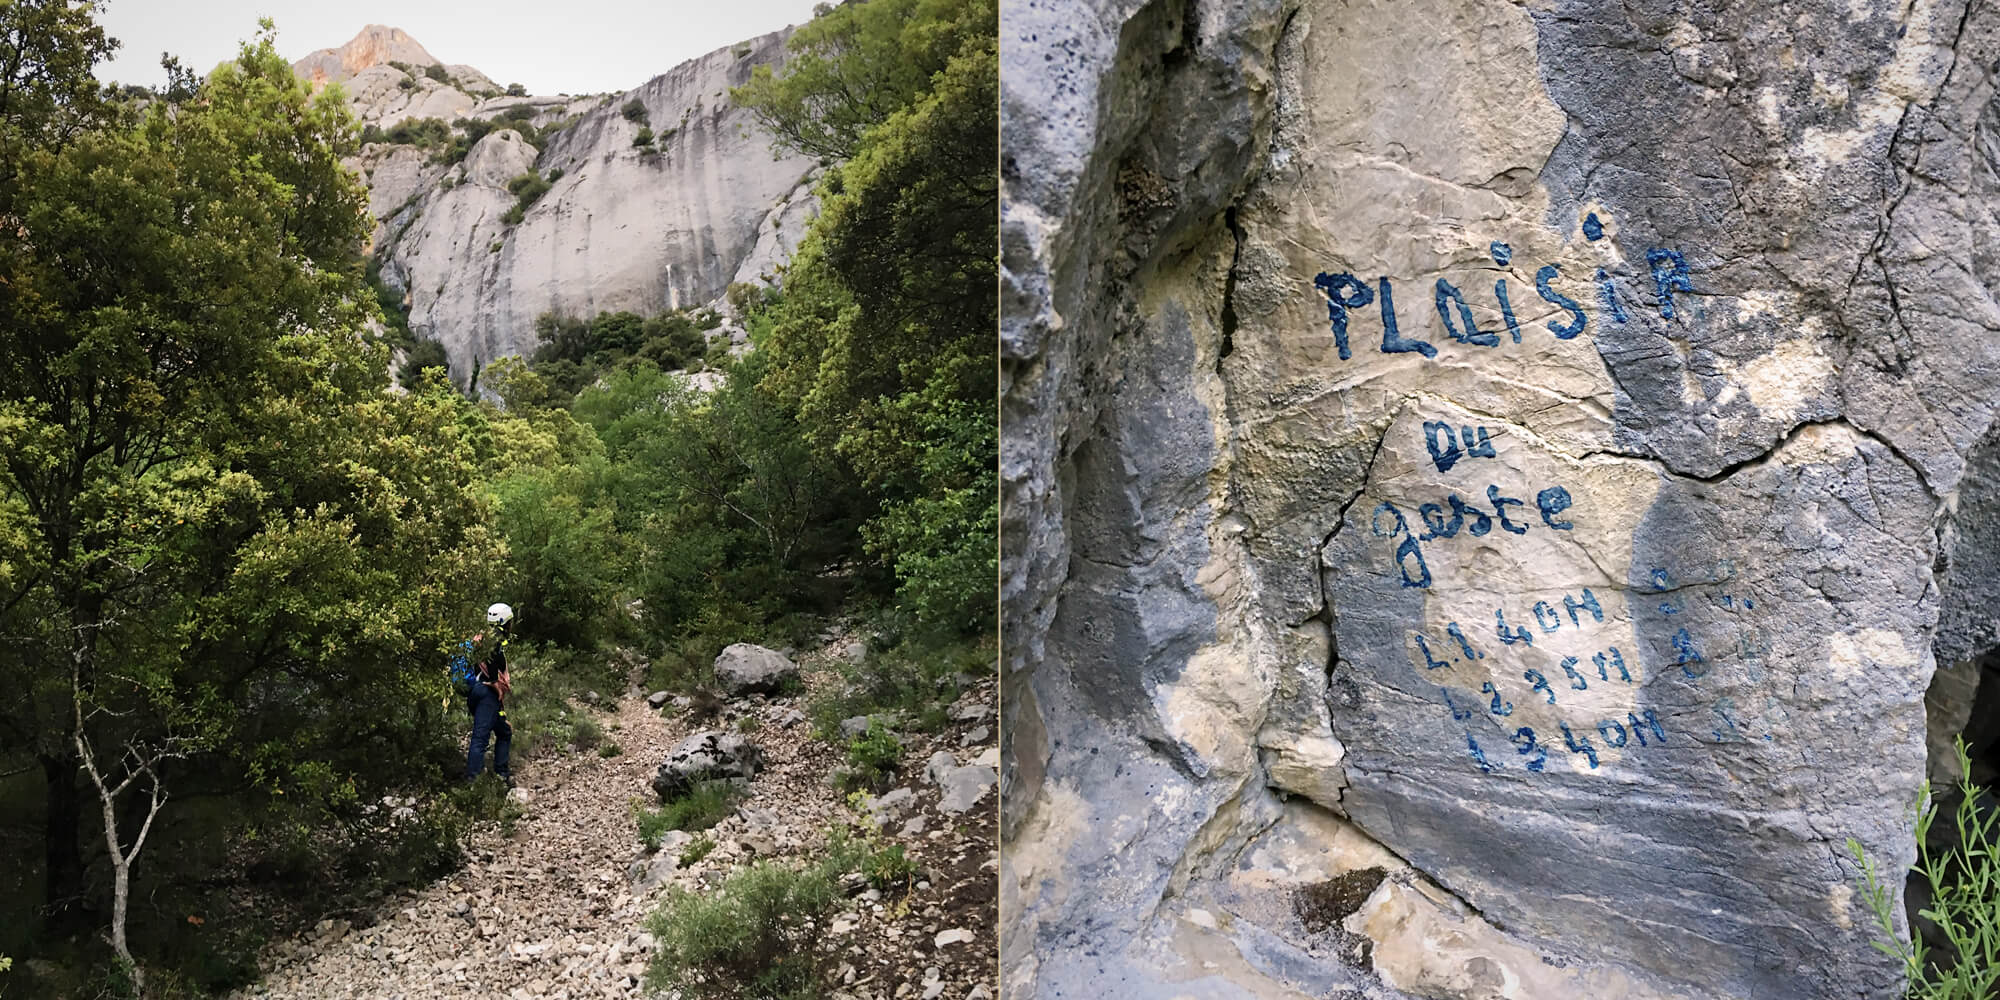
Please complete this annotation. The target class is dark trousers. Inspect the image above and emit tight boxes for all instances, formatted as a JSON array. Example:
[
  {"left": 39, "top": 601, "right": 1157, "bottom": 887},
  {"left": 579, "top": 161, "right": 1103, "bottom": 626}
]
[{"left": 465, "top": 685, "right": 512, "bottom": 780}]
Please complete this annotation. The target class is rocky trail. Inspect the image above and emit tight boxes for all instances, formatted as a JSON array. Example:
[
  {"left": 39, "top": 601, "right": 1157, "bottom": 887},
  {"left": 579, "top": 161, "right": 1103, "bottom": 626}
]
[{"left": 233, "top": 645, "right": 999, "bottom": 1000}]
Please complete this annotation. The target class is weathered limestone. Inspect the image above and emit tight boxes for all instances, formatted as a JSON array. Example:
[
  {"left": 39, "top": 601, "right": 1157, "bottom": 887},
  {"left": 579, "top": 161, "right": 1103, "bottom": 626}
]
[
  {"left": 712, "top": 643, "right": 799, "bottom": 697},
  {"left": 297, "top": 26, "right": 818, "bottom": 384},
  {"left": 1001, "top": 0, "right": 2000, "bottom": 997}
]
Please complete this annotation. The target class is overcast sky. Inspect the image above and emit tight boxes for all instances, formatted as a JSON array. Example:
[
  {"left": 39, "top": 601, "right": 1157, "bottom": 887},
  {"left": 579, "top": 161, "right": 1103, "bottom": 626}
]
[{"left": 95, "top": 0, "right": 826, "bottom": 95}]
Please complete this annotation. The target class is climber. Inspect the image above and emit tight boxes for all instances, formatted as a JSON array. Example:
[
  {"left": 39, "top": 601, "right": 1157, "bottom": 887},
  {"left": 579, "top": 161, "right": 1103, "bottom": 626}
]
[{"left": 461, "top": 602, "right": 517, "bottom": 784}]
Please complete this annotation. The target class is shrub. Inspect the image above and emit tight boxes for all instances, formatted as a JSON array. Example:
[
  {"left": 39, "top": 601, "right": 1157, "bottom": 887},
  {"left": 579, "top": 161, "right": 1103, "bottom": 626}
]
[
  {"left": 633, "top": 126, "right": 654, "bottom": 147},
  {"left": 659, "top": 779, "right": 744, "bottom": 832},
  {"left": 678, "top": 835, "right": 717, "bottom": 867},
  {"left": 1850, "top": 739, "right": 2000, "bottom": 998},
  {"left": 598, "top": 740, "right": 622, "bottom": 758},
  {"left": 809, "top": 629, "right": 989, "bottom": 738},
  {"left": 567, "top": 714, "right": 603, "bottom": 751},
  {"left": 397, "top": 339, "right": 449, "bottom": 390},
  {"left": 384, "top": 116, "right": 451, "bottom": 147},
  {"left": 424, "top": 63, "right": 449, "bottom": 83},
  {"left": 636, "top": 801, "right": 675, "bottom": 851},
  {"left": 644, "top": 855, "right": 844, "bottom": 1000},
  {"left": 845, "top": 720, "right": 901, "bottom": 787},
  {"left": 501, "top": 170, "right": 552, "bottom": 226},
  {"left": 506, "top": 82, "right": 527, "bottom": 96},
  {"left": 622, "top": 98, "right": 649, "bottom": 124},
  {"left": 501, "top": 104, "right": 537, "bottom": 122}
]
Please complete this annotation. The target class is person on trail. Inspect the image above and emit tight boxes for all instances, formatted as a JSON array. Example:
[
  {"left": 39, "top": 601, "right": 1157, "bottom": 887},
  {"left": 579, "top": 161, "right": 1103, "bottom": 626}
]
[{"left": 461, "top": 603, "right": 516, "bottom": 784}]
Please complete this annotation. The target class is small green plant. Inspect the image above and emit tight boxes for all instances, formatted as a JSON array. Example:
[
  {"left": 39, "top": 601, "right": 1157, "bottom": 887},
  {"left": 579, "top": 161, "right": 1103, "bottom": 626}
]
[
  {"left": 636, "top": 802, "right": 674, "bottom": 851},
  {"left": 633, "top": 126, "right": 654, "bottom": 147},
  {"left": 568, "top": 714, "right": 604, "bottom": 750},
  {"left": 847, "top": 720, "right": 901, "bottom": 775},
  {"left": 736, "top": 715, "right": 761, "bottom": 733},
  {"left": 1849, "top": 739, "right": 2000, "bottom": 999},
  {"left": 645, "top": 855, "right": 844, "bottom": 999},
  {"left": 862, "top": 841, "right": 916, "bottom": 892},
  {"left": 622, "top": 98, "right": 649, "bottom": 124},
  {"left": 657, "top": 779, "right": 744, "bottom": 832},
  {"left": 678, "top": 834, "right": 717, "bottom": 867},
  {"left": 599, "top": 740, "right": 622, "bottom": 758}
]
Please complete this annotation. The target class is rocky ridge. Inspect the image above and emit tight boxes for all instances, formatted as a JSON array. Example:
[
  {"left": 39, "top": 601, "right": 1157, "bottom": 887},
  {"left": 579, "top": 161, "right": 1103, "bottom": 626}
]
[{"left": 294, "top": 25, "right": 819, "bottom": 386}]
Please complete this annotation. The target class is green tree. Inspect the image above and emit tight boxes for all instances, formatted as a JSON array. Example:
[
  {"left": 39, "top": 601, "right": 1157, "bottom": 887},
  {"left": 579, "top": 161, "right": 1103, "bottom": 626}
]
[
  {"left": 0, "top": 20, "right": 503, "bottom": 978},
  {"left": 575, "top": 358, "right": 862, "bottom": 642},
  {"left": 0, "top": 0, "right": 116, "bottom": 171},
  {"left": 730, "top": 0, "right": 991, "bottom": 164},
  {"left": 734, "top": 0, "right": 996, "bottom": 632}
]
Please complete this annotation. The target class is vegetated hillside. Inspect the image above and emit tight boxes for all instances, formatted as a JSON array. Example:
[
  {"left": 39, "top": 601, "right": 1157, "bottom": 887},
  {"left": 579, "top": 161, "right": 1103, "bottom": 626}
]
[
  {"left": 296, "top": 25, "right": 819, "bottom": 388},
  {"left": 0, "top": 0, "right": 996, "bottom": 996}
]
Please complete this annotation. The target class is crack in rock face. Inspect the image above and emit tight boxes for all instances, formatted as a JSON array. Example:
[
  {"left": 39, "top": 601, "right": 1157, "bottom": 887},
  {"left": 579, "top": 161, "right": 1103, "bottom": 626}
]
[{"left": 1001, "top": 0, "right": 2000, "bottom": 996}]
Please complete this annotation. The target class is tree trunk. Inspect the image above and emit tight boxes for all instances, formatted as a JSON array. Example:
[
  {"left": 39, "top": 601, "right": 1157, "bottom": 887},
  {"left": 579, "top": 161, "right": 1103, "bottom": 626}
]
[{"left": 40, "top": 749, "right": 85, "bottom": 931}]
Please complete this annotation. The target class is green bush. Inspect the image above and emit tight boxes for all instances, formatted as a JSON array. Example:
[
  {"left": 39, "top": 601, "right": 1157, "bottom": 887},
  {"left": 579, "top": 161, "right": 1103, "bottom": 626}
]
[
  {"left": 622, "top": 98, "right": 650, "bottom": 124},
  {"left": 636, "top": 801, "right": 675, "bottom": 851},
  {"left": 809, "top": 628, "right": 989, "bottom": 738},
  {"left": 423, "top": 63, "right": 449, "bottom": 83},
  {"left": 1850, "top": 739, "right": 2000, "bottom": 998},
  {"left": 599, "top": 740, "right": 623, "bottom": 758},
  {"left": 502, "top": 170, "right": 553, "bottom": 226},
  {"left": 633, "top": 126, "right": 654, "bottom": 147},
  {"left": 659, "top": 779, "right": 744, "bottom": 832},
  {"left": 845, "top": 720, "right": 901, "bottom": 787},
  {"left": 644, "top": 855, "right": 845, "bottom": 1000},
  {"left": 678, "top": 835, "right": 717, "bottom": 867},
  {"left": 397, "top": 339, "right": 449, "bottom": 389},
  {"left": 507, "top": 82, "right": 528, "bottom": 96},
  {"left": 384, "top": 116, "right": 450, "bottom": 146}
]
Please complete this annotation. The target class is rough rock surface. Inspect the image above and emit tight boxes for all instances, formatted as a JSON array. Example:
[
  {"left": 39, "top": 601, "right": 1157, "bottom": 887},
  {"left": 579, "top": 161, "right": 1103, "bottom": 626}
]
[
  {"left": 713, "top": 642, "right": 800, "bottom": 696},
  {"left": 1001, "top": 0, "right": 2000, "bottom": 998},
  {"left": 295, "top": 26, "right": 819, "bottom": 385},
  {"left": 649, "top": 730, "right": 763, "bottom": 802}
]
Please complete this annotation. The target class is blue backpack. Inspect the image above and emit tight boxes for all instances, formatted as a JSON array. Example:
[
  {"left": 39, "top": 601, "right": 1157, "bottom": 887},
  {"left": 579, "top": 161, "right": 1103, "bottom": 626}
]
[{"left": 447, "top": 639, "right": 479, "bottom": 699}]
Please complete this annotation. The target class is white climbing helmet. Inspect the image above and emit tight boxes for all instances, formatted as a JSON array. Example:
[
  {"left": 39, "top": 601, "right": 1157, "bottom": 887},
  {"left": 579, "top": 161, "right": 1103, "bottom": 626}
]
[{"left": 486, "top": 603, "right": 515, "bottom": 627}]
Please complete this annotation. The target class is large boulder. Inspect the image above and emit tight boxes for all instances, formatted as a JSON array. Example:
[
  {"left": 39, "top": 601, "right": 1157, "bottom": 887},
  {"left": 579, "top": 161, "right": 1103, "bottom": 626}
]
[
  {"left": 713, "top": 642, "right": 799, "bottom": 697},
  {"left": 1001, "top": 0, "right": 2000, "bottom": 998},
  {"left": 651, "top": 730, "right": 763, "bottom": 802}
]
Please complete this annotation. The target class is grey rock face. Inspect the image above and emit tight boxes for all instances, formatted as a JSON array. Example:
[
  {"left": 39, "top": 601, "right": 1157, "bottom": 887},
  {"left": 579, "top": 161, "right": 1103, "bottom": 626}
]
[
  {"left": 302, "top": 26, "right": 818, "bottom": 386},
  {"left": 1002, "top": 0, "right": 2000, "bottom": 998},
  {"left": 650, "top": 730, "right": 763, "bottom": 802},
  {"left": 712, "top": 642, "right": 799, "bottom": 697}
]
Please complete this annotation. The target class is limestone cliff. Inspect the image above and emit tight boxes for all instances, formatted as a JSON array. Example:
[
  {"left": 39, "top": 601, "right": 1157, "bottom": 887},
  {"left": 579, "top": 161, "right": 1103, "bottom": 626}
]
[
  {"left": 1001, "top": 0, "right": 2000, "bottom": 997},
  {"left": 295, "top": 26, "right": 819, "bottom": 384}
]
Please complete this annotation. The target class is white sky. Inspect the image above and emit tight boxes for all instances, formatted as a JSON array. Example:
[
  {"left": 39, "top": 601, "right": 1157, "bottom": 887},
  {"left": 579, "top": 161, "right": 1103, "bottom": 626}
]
[{"left": 95, "top": 0, "right": 826, "bottom": 95}]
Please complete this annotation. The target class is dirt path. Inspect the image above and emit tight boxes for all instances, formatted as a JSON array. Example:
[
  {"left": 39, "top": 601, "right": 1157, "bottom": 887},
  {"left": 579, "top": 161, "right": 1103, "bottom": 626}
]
[{"left": 232, "top": 656, "right": 998, "bottom": 1000}]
